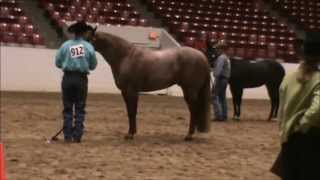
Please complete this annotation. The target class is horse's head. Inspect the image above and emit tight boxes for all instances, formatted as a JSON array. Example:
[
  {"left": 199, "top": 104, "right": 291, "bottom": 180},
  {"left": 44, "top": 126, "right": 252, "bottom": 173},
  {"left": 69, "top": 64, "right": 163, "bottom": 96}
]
[
  {"left": 87, "top": 29, "right": 133, "bottom": 65},
  {"left": 85, "top": 25, "right": 98, "bottom": 44},
  {"left": 86, "top": 28, "right": 114, "bottom": 53},
  {"left": 88, "top": 30, "right": 132, "bottom": 55}
]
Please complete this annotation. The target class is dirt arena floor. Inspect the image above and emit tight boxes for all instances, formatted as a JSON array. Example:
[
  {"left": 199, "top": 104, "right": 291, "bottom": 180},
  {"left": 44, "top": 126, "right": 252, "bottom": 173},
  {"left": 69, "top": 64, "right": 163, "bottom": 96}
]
[{"left": 1, "top": 91, "right": 281, "bottom": 180}]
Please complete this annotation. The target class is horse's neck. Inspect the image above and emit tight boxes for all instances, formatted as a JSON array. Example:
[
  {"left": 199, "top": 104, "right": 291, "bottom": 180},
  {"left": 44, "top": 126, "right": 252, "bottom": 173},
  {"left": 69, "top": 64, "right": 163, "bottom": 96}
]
[
  {"left": 96, "top": 40, "right": 133, "bottom": 75},
  {"left": 96, "top": 38, "right": 131, "bottom": 62}
]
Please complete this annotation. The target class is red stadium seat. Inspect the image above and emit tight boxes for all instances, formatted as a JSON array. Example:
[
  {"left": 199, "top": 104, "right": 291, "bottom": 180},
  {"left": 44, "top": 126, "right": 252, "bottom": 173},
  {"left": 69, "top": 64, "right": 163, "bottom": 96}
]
[
  {"left": 2, "top": 32, "right": 16, "bottom": 44},
  {"left": 211, "top": 24, "right": 220, "bottom": 31},
  {"left": 257, "top": 34, "right": 267, "bottom": 44},
  {"left": 130, "top": 11, "right": 140, "bottom": 18},
  {"left": 97, "top": 16, "right": 106, "bottom": 24},
  {"left": 85, "top": 14, "right": 96, "bottom": 23},
  {"left": 121, "top": 10, "right": 130, "bottom": 18},
  {"left": 90, "top": 7, "right": 99, "bottom": 16},
  {"left": 16, "top": 33, "right": 31, "bottom": 45},
  {"left": 55, "top": 4, "right": 66, "bottom": 13},
  {"left": 245, "top": 43, "right": 257, "bottom": 59},
  {"left": 74, "top": 13, "right": 84, "bottom": 22},
  {"left": 256, "top": 44, "right": 268, "bottom": 59},
  {"left": 191, "top": 22, "right": 200, "bottom": 30},
  {"left": 186, "top": 29, "right": 197, "bottom": 38},
  {"left": 183, "top": 36, "right": 195, "bottom": 47},
  {"left": 276, "top": 43, "right": 286, "bottom": 60},
  {"left": 93, "top": 1, "right": 102, "bottom": 9},
  {"left": 119, "top": 17, "right": 127, "bottom": 25},
  {"left": 234, "top": 41, "right": 246, "bottom": 58},
  {"left": 32, "top": 33, "right": 44, "bottom": 46},
  {"left": 63, "top": 12, "right": 73, "bottom": 21},
  {"left": 128, "top": 18, "right": 137, "bottom": 26},
  {"left": 45, "top": 3, "right": 54, "bottom": 14},
  {"left": 182, "top": 15, "right": 191, "bottom": 22},
  {"left": 284, "top": 44, "right": 298, "bottom": 62},
  {"left": 0, "top": 6, "right": 10, "bottom": 17},
  {"left": 267, "top": 43, "right": 277, "bottom": 59},
  {"left": 0, "top": 0, "right": 45, "bottom": 46},
  {"left": 83, "top": 0, "right": 92, "bottom": 9},
  {"left": 79, "top": 7, "right": 87, "bottom": 16},
  {"left": 105, "top": 16, "right": 118, "bottom": 24},
  {"left": 139, "top": 19, "right": 148, "bottom": 26},
  {"left": 72, "top": 0, "right": 82, "bottom": 8},
  {"left": 24, "top": 24, "right": 34, "bottom": 36},
  {"left": 229, "top": 32, "right": 239, "bottom": 41},
  {"left": 10, "top": 23, "right": 22, "bottom": 34},
  {"left": 218, "top": 32, "right": 228, "bottom": 40},
  {"left": 0, "top": 23, "right": 9, "bottom": 33},
  {"left": 167, "top": 21, "right": 180, "bottom": 33},
  {"left": 51, "top": 11, "right": 60, "bottom": 21},
  {"left": 226, "top": 46, "right": 235, "bottom": 57},
  {"left": 18, "top": 16, "right": 29, "bottom": 25},
  {"left": 207, "top": 31, "right": 218, "bottom": 40},
  {"left": 181, "top": 22, "right": 189, "bottom": 30},
  {"left": 57, "top": 19, "right": 66, "bottom": 28},
  {"left": 68, "top": 5, "right": 76, "bottom": 15}
]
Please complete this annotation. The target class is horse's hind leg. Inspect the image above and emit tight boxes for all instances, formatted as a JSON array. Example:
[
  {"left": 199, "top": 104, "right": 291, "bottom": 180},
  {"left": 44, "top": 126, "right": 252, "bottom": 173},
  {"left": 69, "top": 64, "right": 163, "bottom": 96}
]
[
  {"left": 230, "top": 85, "right": 242, "bottom": 120},
  {"left": 272, "top": 89, "right": 280, "bottom": 118},
  {"left": 182, "top": 87, "right": 198, "bottom": 141},
  {"left": 266, "top": 84, "right": 278, "bottom": 121},
  {"left": 121, "top": 90, "right": 139, "bottom": 140}
]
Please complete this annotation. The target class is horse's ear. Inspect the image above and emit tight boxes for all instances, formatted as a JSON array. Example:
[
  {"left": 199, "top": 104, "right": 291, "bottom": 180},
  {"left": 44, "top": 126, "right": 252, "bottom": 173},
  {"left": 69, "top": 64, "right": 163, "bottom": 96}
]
[
  {"left": 89, "top": 26, "right": 98, "bottom": 44},
  {"left": 93, "top": 26, "right": 97, "bottom": 34}
]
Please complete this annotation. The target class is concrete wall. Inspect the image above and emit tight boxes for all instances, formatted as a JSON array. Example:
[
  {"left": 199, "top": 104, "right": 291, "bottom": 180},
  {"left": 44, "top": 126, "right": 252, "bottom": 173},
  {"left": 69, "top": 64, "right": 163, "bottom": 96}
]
[
  {"left": 159, "top": 30, "right": 181, "bottom": 49},
  {"left": 63, "top": 23, "right": 180, "bottom": 49},
  {"left": 0, "top": 46, "right": 299, "bottom": 99}
]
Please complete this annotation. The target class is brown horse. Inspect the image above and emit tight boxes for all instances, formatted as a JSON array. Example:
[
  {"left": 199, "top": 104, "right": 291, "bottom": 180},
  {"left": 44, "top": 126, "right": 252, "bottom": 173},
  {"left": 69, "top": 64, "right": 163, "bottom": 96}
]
[{"left": 89, "top": 30, "right": 211, "bottom": 141}]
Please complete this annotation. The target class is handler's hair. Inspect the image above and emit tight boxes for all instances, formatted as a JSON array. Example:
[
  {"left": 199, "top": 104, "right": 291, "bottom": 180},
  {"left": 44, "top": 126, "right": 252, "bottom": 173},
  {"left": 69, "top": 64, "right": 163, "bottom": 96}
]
[{"left": 298, "top": 41, "right": 320, "bottom": 83}]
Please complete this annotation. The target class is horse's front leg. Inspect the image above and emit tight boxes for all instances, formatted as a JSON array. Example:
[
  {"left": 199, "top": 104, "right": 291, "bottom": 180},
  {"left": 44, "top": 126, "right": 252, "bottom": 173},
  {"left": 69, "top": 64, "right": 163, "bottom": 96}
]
[
  {"left": 232, "top": 96, "right": 239, "bottom": 120},
  {"left": 121, "top": 90, "right": 139, "bottom": 140},
  {"left": 266, "top": 85, "right": 279, "bottom": 121}
]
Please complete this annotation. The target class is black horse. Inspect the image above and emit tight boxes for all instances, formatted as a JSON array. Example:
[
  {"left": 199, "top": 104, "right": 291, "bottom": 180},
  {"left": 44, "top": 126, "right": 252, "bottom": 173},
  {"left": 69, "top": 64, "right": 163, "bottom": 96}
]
[{"left": 229, "top": 58, "right": 285, "bottom": 120}]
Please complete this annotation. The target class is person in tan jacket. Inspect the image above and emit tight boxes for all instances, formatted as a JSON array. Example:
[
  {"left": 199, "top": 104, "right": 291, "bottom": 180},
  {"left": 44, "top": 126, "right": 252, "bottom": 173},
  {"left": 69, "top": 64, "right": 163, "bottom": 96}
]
[{"left": 276, "top": 40, "right": 320, "bottom": 180}]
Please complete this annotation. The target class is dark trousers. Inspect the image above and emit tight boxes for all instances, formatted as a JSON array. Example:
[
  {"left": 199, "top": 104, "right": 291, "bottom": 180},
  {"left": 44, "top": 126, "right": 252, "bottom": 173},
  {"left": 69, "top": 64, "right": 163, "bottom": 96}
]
[
  {"left": 281, "top": 128, "right": 320, "bottom": 180},
  {"left": 62, "top": 71, "right": 88, "bottom": 141}
]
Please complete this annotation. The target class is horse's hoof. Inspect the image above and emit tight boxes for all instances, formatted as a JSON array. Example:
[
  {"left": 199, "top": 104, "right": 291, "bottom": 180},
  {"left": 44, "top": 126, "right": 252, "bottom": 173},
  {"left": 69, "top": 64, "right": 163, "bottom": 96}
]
[
  {"left": 268, "top": 118, "right": 278, "bottom": 122},
  {"left": 51, "top": 137, "right": 59, "bottom": 141},
  {"left": 184, "top": 136, "right": 193, "bottom": 141},
  {"left": 233, "top": 116, "right": 240, "bottom": 121},
  {"left": 124, "top": 134, "right": 134, "bottom": 140}
]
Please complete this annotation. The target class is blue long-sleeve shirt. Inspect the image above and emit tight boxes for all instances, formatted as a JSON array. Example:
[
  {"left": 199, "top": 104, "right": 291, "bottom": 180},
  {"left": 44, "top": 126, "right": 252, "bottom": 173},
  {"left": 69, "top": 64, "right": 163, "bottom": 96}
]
[
  {"left": 55, "top": 38, "right": 97, "bottom": 73},
  {"left": 213, "top": 54, "right": 231, "bottom": 79}
]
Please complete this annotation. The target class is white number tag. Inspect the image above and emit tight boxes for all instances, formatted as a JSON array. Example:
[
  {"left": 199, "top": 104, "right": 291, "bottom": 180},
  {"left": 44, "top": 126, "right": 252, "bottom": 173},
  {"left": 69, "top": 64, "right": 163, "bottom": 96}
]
[{"left": 70, "top": 44, "right": 85, "bottom": 58}]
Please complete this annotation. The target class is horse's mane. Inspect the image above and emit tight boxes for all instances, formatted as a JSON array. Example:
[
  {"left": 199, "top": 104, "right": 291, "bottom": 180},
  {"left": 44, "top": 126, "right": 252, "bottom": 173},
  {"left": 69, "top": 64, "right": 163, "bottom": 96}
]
[
  {"left": 94, "top": 31, "right": 135, "bottom": 61},
  {"left": 96, "top": 32, "right": 132, "bottom": 49}
]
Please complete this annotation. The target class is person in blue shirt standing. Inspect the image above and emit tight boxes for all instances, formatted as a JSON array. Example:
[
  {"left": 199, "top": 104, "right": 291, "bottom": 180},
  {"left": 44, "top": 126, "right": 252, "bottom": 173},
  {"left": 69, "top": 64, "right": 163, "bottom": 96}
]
[
  {"left": 55, "top": 21, "right": 97, "bottom": 143},
  {"left": 210, "top": 40, "right": 231, "bottom": 121}
]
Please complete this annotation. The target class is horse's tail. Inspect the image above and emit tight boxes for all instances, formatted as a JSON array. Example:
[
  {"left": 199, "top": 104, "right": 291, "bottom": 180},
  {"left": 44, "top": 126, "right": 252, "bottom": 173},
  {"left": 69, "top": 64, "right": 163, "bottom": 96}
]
[
  {"left": 196, "top": 72, "right": 211, "bottom": 133},
  {"left": 270, "top": 60, "right": 286, "bottom": 83}
]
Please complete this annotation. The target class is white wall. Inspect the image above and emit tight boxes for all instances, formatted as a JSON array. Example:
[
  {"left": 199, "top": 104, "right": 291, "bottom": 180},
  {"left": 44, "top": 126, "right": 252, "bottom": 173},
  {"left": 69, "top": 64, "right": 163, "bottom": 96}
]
[
  {"left": 0, "top": 46, "right": 165, "bottom": 94},
  {"left": 0, "top": 46, "right": 299, "bottom": 99}
]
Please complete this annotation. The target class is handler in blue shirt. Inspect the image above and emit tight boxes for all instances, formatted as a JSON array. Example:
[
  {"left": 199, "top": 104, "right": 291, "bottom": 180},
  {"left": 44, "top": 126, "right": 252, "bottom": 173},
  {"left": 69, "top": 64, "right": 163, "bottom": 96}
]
[
  {"left": 211, "top": 40, "right": 231, "bottom": 121},
  {"left": 55, "top": 21, "right": 97, "bottom": 143}
]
